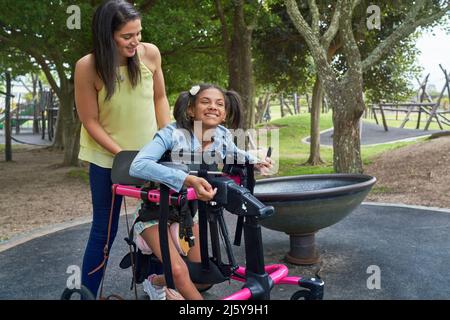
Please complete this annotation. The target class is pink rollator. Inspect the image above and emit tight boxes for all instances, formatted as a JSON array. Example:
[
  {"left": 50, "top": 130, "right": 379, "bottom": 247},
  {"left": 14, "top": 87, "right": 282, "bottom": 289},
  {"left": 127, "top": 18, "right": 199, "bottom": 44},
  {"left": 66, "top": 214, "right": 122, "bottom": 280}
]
[{"left": 63, "top": 150, "right": 324, "bottom": 300}]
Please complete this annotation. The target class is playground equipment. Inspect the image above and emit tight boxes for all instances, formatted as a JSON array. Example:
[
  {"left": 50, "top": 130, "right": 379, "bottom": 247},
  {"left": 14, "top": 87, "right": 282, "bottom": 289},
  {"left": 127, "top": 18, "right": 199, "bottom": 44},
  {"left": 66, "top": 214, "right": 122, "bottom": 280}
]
[
  {"left": 61, "top": 150, "right": 325, "bottom": 300},
  {"left": 1, "top": 72, "right": 58, "bottom": 142},
  {"left": 369, "top": 65, "right": 450, "bottom": 131},
  {"left": 254, "top": 174, "right": 376, "bottom": 265}
]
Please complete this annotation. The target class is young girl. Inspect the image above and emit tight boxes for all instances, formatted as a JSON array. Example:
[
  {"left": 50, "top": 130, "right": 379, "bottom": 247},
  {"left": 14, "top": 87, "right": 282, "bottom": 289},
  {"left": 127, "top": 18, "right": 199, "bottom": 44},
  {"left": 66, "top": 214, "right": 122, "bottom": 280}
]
[{"left": 129, "top": 83, "right": 272, "bottom": 300}]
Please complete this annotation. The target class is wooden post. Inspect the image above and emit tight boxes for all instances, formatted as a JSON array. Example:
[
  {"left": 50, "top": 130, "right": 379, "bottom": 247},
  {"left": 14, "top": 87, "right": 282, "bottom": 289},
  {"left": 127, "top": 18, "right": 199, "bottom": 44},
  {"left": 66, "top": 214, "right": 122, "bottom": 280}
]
[
  {"left": 416, "top": 106, "right": 422, "bottom": 129},
  {"left": 262, "top": 93, "right": 271, "bottom": 122},
  {"left": 379, "top": 104, "right": 389, "bottom": 131},
  {"left": 372, "top": 104, "right": 379, "bottom": 125},
  {"left": 4, "top": 72, "right": 12, "bottom": 161},
  {"left": 425, "top": 72, "right": 450, "bottom": 130},
  {"left": 424, "top": 103, "right": 443, "bottom": 131},
  {"left": 283, "top": 96, "right": 294, "bottom": 115},
  {"left": 293, "top": 93, "right": 298, "bottom": 114},
  {"left": 439, "top": 64, "right": 450, "bottom": 104},
  {"left": 400, "top": 104, "right": 412, "bottom": 128},
  {"left": 264, "top": 105, "right": 270, "bottom": 122},
  {"left": 416, "top": 74, "right": 433, "bottom": 103},
  {"left": 47, "top": 92, "right": 53, "bottom": 141},
  {"left": 305, "top": 93, "right": 311, "bottom": 113},
  {"left": 15, "top": 93, "right": 21, "bottom": 134},
  {"left": 33, "top": 99, "right": 39, "bottom": 134},
  {"left": 420, "top": 74, "right": 429, "bottom": 102}
]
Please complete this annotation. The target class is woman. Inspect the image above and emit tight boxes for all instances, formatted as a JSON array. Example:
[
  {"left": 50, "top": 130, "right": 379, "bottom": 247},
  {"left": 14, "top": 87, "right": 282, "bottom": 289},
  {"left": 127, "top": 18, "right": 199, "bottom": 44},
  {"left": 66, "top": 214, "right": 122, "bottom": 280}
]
[{"left": 74, "top": 0, "right": 170, "bottom": 298}]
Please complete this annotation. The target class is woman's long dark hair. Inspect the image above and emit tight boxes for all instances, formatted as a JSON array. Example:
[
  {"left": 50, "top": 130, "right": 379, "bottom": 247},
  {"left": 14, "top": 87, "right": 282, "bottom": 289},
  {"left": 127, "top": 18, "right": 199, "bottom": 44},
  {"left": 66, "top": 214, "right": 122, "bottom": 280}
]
[
  {"left": 173, "top": 83, "right": 243, "bottom": 131},
  {"left": 92, "top": 0, "right": 141, "bottom": 100}
]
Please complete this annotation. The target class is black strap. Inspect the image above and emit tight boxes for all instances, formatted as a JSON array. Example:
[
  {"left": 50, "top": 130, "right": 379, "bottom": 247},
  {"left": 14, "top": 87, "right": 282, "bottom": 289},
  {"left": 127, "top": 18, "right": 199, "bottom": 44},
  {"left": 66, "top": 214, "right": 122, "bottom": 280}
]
[
  {"left": 233, "top": 163, "right": 255, "bottom": 246},
  {"left": 159, "top": 184, "right": 175, "bottom": 289},
  {"left": 198, "top": 201, "right": 210, "bottom": 270},
  {"left": 233, "top": 216, "right": 244, "bottom": 246},
  {"left": 247, "top": 164, "right": 256, "bottom": 194},
  {"left": 197, "top": 165, "right": 211, "bottom": 271}
]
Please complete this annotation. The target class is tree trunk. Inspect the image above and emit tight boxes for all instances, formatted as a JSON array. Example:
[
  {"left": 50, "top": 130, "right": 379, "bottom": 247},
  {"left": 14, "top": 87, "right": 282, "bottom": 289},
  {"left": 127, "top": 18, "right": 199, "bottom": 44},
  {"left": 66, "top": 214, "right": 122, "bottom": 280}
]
[
  {"left": 32, "top": 74, "right": 40, "bottom": 134},
  {"left": 4, "top": 72, "right": 12, "bottom": 162},
  {"left": 255, "top": 92, "right": 271, "bottom": 123},
  {"left": 305, "top": 77, "right": 324, "bottom": 165},
  {"left": 57, "top": 82, "right": 81, "bottom": 166},
  {"left": 228, "top": 5, "right": 255, "bottom": 130},
  {"left": 327, "top": 82, "right": 365, "bottom": 173},
  {"left": 52, "top": 101, "right": 64, "bottom": 148}
]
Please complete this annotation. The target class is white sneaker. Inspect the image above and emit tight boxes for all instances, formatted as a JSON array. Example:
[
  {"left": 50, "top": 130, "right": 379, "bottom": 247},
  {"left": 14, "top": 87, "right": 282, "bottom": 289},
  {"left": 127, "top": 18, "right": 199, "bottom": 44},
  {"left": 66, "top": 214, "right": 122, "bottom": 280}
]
[{"left": 143, "top": 274, "right": 166, "bottom": 300}]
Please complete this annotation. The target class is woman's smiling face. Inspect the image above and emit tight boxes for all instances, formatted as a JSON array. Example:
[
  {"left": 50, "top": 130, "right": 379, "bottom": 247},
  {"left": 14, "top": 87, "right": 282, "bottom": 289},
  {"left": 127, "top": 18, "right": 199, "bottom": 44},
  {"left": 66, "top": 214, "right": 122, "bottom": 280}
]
[{"left": 113, "top": 19, "right": 142, "bottom": 62}]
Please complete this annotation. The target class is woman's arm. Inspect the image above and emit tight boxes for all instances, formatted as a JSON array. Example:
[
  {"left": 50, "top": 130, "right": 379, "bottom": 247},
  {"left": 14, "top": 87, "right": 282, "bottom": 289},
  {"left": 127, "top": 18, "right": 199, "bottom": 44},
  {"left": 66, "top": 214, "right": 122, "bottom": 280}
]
[
  {"left": 74, "top": 56, "right": 122, "bottom": 155},
  {"left": 143, "top": 43, "right": 170, "bottom": 129}
]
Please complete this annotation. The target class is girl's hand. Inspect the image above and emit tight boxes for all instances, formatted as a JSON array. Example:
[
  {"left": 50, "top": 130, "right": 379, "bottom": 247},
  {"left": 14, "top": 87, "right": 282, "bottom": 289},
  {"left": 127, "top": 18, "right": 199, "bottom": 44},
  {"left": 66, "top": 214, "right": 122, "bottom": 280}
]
[
  {"left": 184, "top": 175, "right": 217, "bottom": 201},
  {"left": 255, "top": 157, "right": 274, "bottom": 176}
]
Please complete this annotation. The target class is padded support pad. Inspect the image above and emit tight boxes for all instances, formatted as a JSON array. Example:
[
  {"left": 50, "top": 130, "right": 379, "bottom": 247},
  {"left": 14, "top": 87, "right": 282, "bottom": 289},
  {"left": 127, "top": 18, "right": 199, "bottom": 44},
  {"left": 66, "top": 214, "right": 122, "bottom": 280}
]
[
  {"left": 184, "top": 258, "right": 229, "bottom": 285},
  {"left": 111, "top": 151, "right": 145, "bottom": 186},
  {"left": 111, "top": 151, "right": 190, "bottom": 186}
]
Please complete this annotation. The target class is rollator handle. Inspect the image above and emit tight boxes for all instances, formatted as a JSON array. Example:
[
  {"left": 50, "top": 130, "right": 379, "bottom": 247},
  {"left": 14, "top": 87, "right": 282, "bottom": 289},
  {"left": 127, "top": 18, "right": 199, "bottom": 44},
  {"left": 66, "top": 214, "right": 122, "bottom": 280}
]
[{"left": 207, "top": 176, "right": 274, "bottom": 219}]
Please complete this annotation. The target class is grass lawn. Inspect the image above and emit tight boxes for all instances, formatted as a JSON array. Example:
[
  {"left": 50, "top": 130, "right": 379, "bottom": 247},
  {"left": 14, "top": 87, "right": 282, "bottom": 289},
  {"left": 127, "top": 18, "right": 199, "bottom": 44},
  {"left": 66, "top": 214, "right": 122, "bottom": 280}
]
[
  {"left": 260, "top": 112, "right": 425, "bottom": 177},
  {"left": 2, "top": 110, "right": 430, "bottom": 178}
]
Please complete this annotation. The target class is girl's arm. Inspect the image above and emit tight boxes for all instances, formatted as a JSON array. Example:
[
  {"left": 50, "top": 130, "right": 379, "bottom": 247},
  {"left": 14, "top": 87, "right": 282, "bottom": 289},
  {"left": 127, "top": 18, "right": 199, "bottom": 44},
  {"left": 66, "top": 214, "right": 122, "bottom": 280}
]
[
  {"left": 75, "top": 56, "right": 122, "bottom": 155},
  {"left": 144, "top": 43, "right": 170, "bottom": 129},
  {"left": 129, "top": 126, "right": 188, "bottom": 192},
  {"left": 130, "top": 125, "right": 217, "bottom": 200}
]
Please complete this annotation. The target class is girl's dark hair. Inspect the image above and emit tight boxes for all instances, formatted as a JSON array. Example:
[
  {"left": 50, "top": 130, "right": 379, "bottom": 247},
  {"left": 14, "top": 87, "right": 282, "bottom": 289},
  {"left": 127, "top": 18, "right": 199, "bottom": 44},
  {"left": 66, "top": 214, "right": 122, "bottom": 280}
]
[
  {"left": 173, "top": 84, "right": 242, "bottom": 131},
  {"left": 92, "top": 0, "right": 141, "bottom": 100}
]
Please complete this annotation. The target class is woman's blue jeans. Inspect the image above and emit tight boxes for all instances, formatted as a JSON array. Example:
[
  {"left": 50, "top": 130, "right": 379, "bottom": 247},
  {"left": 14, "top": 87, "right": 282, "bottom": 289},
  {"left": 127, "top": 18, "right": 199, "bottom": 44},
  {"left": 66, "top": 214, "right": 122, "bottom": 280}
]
[{"left": 81, "top": 163, "right": 122, "bottom": 298}]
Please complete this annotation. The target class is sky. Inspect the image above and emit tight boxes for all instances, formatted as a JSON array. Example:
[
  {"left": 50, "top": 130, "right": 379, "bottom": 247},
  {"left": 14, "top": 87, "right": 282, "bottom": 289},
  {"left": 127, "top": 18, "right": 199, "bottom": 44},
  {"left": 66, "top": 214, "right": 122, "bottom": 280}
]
[{"left": 414, "top": 26, "right": 450, "bottom": 91}]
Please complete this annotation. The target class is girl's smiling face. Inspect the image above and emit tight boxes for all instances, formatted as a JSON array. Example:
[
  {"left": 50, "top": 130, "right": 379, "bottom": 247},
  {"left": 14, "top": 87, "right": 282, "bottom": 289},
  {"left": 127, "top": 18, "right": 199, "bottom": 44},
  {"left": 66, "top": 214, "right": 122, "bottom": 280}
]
[{"left": 189, "top": 88, "right": 227, "bottom": 130}]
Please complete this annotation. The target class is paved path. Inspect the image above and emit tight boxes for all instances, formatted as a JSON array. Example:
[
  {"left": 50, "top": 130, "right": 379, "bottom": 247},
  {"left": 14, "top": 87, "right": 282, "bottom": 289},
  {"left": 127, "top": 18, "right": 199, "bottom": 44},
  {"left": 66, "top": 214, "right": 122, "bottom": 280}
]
[
  {"left": 305, "top": 122, "right": 445, "bottom": 146},
  {"left": 0, "top": 129, "right": 52, "bottom": 146},
  {"left": 1, "top": 203, "right": 449, "bottom": 300}
]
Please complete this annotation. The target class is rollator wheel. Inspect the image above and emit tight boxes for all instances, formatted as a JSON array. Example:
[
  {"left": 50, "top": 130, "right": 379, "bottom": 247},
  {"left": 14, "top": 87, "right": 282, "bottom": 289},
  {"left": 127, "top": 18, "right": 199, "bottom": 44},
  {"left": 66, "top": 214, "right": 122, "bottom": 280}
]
[
  {"left": 290, "top": 289, "right": 312, "bottom": 300},
  {"left": 60, "top": 285, "right": 96, "bottom": 300}
]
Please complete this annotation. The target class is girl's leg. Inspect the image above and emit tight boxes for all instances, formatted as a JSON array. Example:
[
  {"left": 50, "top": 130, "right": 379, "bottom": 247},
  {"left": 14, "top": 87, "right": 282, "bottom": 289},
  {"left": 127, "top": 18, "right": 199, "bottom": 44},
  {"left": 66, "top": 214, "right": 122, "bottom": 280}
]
[
  {"left": 186, "top": 223, "right": 211, "bottom": 290},
  {"left": 140, "top": 225, "right": 203, "bottom": 300},
  {"left": 81, "top": 163, "right": 122, "bottom": 298},
  {"left": 187, "top": 223, "right": 201, "bottom": 262}
]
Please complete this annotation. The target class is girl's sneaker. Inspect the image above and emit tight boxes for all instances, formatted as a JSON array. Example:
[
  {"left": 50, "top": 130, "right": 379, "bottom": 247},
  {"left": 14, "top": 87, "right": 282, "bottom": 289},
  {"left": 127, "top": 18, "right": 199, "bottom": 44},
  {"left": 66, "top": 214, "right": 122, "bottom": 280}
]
[{"left": 143, "top": 274, "right": 166, "bottom": 300}]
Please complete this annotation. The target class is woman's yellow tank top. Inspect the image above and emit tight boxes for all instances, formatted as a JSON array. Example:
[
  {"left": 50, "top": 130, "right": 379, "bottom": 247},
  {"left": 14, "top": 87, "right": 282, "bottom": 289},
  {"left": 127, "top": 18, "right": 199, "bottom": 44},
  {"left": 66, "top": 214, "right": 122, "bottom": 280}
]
[{"left": 78, "top": 62, "right": 158, "bottom": 168}]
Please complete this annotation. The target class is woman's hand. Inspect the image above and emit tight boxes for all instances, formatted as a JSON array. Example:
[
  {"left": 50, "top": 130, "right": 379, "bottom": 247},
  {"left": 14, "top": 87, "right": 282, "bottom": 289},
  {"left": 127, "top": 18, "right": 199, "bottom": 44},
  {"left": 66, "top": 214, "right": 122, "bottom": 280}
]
[
  {"left": 255, "top": 157, "right": 274, "bottom": 176},
  {"left": 184, "top": 175, "right": 217, "bottom": 201}
]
